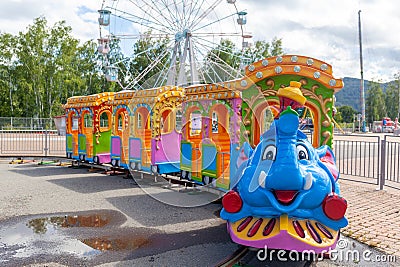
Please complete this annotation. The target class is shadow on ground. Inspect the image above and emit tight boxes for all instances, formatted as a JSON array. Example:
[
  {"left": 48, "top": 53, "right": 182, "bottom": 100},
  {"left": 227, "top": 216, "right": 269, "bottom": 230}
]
[{"left": 106, "top": 194, "right": 221, "bottom": 227}]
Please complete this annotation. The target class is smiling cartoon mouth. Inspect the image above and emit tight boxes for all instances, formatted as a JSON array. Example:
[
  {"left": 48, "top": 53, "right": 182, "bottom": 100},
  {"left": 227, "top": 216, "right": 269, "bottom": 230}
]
[{"left": 274, "top": 190, "right": 298, "bottom": 205}]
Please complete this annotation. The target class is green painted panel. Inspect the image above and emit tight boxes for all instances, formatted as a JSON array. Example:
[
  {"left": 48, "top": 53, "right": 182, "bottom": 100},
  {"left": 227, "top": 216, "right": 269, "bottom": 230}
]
[
  {"left": 79, "top": 135, "right": 86, "bottom": 151},
  {"left": 66, "top": 135, "right": 73, "bottom": 151},
  {"left": 93, "top": 130, "right": 111, "bottom": 155}
]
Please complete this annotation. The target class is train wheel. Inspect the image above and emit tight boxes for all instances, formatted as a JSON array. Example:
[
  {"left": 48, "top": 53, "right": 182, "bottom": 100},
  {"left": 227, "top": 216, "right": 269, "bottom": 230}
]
[
  {"left": 151, "top": 165, "right": 158, "bottom": 175},
  {"left": 111, "top": 159, "right": 118, "bottom": 167},
  {"left": 181, "top": 170, "right": 187, "bottom": 180},
  {"left": 136, "top": 162, "right": 142, "bottom": 171},
  {"left": 129, "top": 162, "right": 136, "bottom": 170},
  {"left": 203, "top": 176, "right": 211, "bottom": 185}
]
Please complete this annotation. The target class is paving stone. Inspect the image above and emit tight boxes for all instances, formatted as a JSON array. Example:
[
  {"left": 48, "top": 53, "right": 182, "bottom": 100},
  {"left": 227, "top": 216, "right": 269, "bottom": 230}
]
[{"left": 339, "top": 178, "right": 400, "bottom": 257}]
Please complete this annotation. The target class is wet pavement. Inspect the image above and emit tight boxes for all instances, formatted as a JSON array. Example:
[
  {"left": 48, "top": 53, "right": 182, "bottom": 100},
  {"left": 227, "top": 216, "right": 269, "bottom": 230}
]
[
  {"left": 0, "top": 161, "right": 398, "bottom": 266},
  {"left": 0, "top": 208, "right": 234, "bottom": 266}
]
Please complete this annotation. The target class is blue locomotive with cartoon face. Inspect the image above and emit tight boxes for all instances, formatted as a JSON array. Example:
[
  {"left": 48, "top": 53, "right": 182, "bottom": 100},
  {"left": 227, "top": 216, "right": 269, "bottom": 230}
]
[{"left": 220, "top": 107, "right": 348, "bottom": 253}]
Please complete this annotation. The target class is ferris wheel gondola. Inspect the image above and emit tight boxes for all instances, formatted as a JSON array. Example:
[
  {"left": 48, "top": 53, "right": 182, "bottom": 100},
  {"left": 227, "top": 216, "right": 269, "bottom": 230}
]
[{"left": 97, "top": 0, "right": 252, "bottom": 90}]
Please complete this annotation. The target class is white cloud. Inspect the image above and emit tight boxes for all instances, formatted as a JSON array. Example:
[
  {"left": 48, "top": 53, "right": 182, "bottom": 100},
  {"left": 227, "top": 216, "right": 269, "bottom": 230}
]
[
  {"left": 241, "top": 0, "right": 399, "bottom": 81},
  {"left": 0, "top": 0, "right": 99, "bottom": 42},
  {"left": 0, "top": 0, "right": 398, "bottom": 81}
]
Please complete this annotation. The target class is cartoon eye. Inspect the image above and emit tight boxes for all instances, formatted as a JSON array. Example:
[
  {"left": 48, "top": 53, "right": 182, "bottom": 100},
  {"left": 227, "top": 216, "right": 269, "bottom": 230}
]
[
  {"left": 262, "top": 145, "right": 276, "bottom": 161},
  {"left": 296, "top": 144, "right": 309, "bottom": 160}
]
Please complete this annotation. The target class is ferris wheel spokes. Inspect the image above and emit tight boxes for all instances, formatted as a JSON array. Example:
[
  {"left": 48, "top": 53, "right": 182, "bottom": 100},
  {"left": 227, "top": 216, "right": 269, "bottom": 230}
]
[
  {"left": 140, "top": 0, "right": 179, "bottom": 30},
  {"left": 105, "top": 7, "right": 174, "bottom": 33},
  {"left": 98, "top": 0, "right": 251, "bottom": 90},
  {"left": 189, "top": 0, "right": 223, "bottom": 30}
]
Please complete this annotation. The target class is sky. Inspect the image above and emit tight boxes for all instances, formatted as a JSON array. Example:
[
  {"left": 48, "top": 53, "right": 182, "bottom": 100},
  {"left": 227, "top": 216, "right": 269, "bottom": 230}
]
[{"left": 0, "top": 0, "right": 399, "bottom": 82}]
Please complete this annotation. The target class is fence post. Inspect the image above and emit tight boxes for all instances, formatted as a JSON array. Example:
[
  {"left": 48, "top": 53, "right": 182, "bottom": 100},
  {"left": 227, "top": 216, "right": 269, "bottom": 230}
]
[
  {"left": 379, "top": 139, "right": 386, "bottom": 190},
  {"left": 44, "top": 129, "right": 48, "bottom": 157}
]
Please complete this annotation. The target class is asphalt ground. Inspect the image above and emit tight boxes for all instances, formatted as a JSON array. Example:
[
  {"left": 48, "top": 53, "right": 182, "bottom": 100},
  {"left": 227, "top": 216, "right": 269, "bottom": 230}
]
[{"left": 0, "top": 160, "right": 396, "bottom": 266}]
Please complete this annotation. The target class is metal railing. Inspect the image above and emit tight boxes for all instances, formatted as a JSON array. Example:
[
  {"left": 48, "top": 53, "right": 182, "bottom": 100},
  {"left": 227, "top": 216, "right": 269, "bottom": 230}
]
[
  {"left": 381, "top": 135, "right": 400, "bottom": 189},
  {"left": 334, "top": 134, "right": 400, "bottom": 190},
  {"left": 0, "top": 117, "right": 56, "bottom": 130},
  {"left": 1, "top": 121, "right": 400, "bottom": 190},
  {"left": 0, "top": 128, "right": 65, "bottom": 157},
  {"left": 334, "top": 135, "right": 380, "bottom": 184}
]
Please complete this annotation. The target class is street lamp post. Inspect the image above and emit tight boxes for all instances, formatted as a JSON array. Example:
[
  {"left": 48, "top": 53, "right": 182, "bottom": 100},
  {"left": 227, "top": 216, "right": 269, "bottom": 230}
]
[{"left": 358, "top": 10, "right": 367, "bottom": 133}]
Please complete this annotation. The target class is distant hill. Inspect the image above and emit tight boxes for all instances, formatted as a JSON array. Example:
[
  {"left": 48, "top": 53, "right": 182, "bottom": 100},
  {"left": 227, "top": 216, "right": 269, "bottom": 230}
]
[{"left": 334, "top": 77, "right": 391, "bottom": 112}]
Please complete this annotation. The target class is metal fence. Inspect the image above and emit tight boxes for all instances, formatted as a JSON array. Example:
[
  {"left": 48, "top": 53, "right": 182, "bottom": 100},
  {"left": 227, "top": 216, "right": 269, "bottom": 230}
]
[
  {"left": 0, "top": 117, "right": 56, "bottom": 130},
  {"left": 334, "top": 134, "right": 400, "bottom": 190},
  {"left": 381, "top": 135, "right": 400, "bottom": 189},
  {"left": 0, "top": 129, "right": 65, "bottom": 157},
  {"left": 1, "top": 117, "right": 400, "bottom": 190}
]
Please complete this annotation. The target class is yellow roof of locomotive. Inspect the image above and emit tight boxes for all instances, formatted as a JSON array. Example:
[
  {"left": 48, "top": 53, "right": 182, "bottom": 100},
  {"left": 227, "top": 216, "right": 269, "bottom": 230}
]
[{"left": 237, "top": 55, "right": 343, "bottom": 92}]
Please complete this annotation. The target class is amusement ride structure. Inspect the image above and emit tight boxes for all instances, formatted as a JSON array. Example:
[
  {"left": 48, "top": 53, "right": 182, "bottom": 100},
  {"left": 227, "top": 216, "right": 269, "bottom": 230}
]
[{"left": 97, "top": 0, "right": 251, "bottom": 89}]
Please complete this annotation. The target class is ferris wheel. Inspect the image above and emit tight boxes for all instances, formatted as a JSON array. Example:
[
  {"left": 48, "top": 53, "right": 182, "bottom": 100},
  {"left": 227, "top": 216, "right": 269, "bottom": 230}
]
[{"left": 97, "top": 0, "right": 252, "bottom": 90}]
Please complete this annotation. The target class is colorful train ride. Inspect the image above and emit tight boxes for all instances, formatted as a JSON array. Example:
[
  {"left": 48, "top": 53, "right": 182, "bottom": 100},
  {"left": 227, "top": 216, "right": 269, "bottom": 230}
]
[{"left": 64, "top": 54, "right": 348, "bottom": 252}]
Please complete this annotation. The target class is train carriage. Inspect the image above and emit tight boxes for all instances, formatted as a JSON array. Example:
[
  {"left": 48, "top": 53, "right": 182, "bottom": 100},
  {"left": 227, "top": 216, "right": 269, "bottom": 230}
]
[
  {"left": 108, "top": 91, "right": 134, "bottom": 168},
  {"left": 180, "top": 82, "right": 242, "bottom": 190},
  {"left": 125, "top": 89, "right": 154, "bottom": 172},
  {"left": 150, "top": 86, "right": 184, "bottom": 174},
  {"left": 64, "top": 102, "right": 80, "bottom": 160},
  {"left": 64, "top": 92, "right": 114, "bottom": 164},
  {"left": 111, "top": 86, "right": 184, "bottom": 173}
]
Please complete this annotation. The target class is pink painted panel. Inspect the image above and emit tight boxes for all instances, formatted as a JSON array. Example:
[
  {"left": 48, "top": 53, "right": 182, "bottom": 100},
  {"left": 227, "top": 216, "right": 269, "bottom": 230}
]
[
  {"left": 111, "top": 137, "right": 121, "bottom": 156},
  {"left": 97, "top": 153, "right": 111, "bottom": 164},
  {"left": 151, "top": 131, "right": 182, "bottom": 164},
  {"left": 129, "top": 138, "right": 141, "bottom": 159}
]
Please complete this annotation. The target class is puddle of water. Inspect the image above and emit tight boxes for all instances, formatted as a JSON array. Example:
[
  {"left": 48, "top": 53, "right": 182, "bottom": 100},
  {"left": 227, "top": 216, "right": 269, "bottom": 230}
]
[
  {"left": 27, "top": 213, "right": 110, "bottom": 234},
  {"left": 0, "top": 213, "right": 150, "bottom": 263},
  {"left": 82, "top": 235, "right": 150, "bottom": 251},
  {"left": 0, "top": 219, "right": 100, "bottom": 259}
]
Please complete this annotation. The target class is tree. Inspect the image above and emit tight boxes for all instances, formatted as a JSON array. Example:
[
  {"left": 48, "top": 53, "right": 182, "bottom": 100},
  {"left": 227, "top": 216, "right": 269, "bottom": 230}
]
[
  {"left": 365, "top": 81, "right": 386, "bottom": 123},
  {"left": 0, "top": 16, "right": 285, "bottom": 117},
  {"left": 244, "top": 37, "right": 284, "bottom": 62},
  {"left": 0, "top": 33, "right": 18, "bottom": 116},
  {"left": 0, "top": 17, "right": 107, "bottom": 118},
  {"left": 337, "top": 105, "right": 356, "bottom": 123},
  {"left": 203, "top": 39, "right": 240, "bottom": 83},
  {"left": 203, "top": 37, "right": 284, "bottom": 83},
  {"left": 384, "top": 73, "right": 400, "bottom": 120}
]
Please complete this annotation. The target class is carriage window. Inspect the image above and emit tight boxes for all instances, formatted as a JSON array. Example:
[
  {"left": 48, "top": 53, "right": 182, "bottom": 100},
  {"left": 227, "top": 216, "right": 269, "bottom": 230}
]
[
  {"left": 137, "top": 113, "right": 142, "bottom": 129},
  {"left": 262, "top": 108, "right": 274, "bottom": 133},
  {"left": 118, "top": 113, "right": 123, "bottom": 130},
  {"left": 212, "top": 111, "right": 218, "bottom": 133},
  {"left": 84, "top": 113, "right": 92, "bottom": 128},
  {"left": 190, "top": 112, "right": 202, "bottom": 136},
  {"left": 100, "top": 111, "right": 110, "bottom": 129},
  {"left": 176, "top": 110, "right": 182, "bottom": 131},
  {"left": 161, "top": 110, "right": 173, "bottom": 134},
  {"left": 131, "top": 115, "right": 135, "bottom": 132},
  {"left": 72, "top": 116, "right": 78, "bottom": 131}
]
